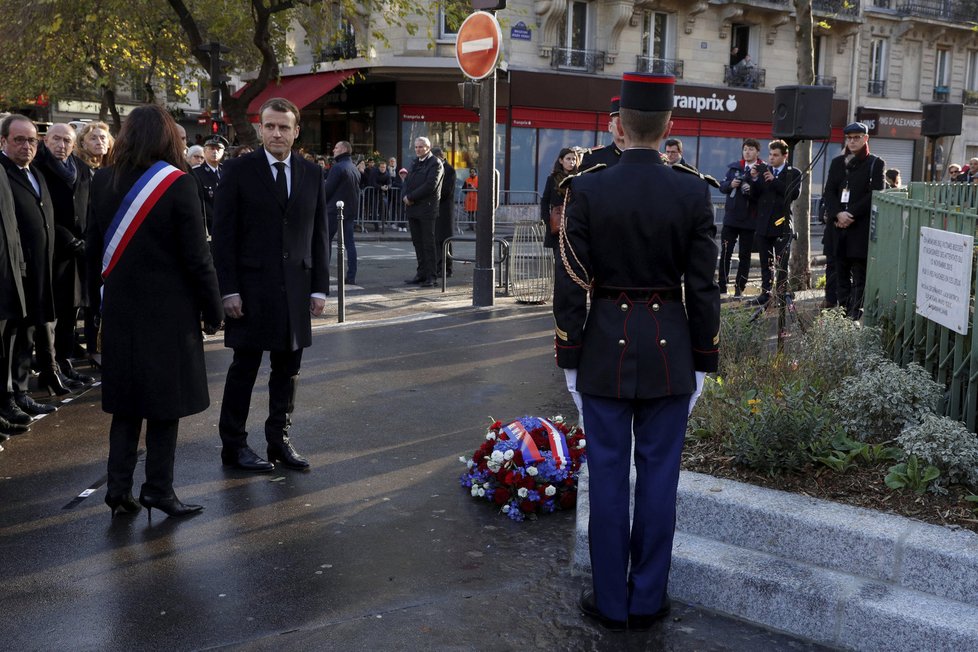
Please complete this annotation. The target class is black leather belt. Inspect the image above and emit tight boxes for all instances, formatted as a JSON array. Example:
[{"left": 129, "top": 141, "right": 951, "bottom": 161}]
[{"left": 592, "top": 287, "right": 681, "bottom": 301}]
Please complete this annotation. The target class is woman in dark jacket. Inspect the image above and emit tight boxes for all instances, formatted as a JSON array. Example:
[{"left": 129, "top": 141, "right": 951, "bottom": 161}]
[
  {"left": 89, "top": 105, "right": 223, "bottom": 519},
  {"left": 540, "top": 147, "right": 579, "bottom": 250}
]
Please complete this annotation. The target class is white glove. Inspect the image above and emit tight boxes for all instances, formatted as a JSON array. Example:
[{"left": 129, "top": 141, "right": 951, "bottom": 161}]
[
  {"left": 688, "top": 371, "right": 707, "bottom": 416},
  {"left": 564, "top": 368, "right": 584, "bottom": 426}
]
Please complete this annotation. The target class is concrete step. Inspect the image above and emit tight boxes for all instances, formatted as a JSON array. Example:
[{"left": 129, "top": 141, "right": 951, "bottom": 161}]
[{"left": 573, "top": 468, "right": 978, "bottom": 650}]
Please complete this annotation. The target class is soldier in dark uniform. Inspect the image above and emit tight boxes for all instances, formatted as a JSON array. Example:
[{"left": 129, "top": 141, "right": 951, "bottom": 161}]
[
  {"left": 748, "top": 139, "right": 801, "bottom": 306},
  {"left": 191, "top": 134, "right": 228, "bottom": 237},
  {"left": 579, "top": 97, "right": 623, "bottom": 170},
  {"left": 554, "top": 73, "right": 720, "bottom": 631}
]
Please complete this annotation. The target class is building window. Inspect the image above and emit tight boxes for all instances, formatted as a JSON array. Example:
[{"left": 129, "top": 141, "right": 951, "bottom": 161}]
[
  {"left": 639, "top": 11, "right": 681, "bottom": 77},
  {"left": 438, "top": 6, "right": 460, "bottom": 41},
  {"left": 869, "top": 38, "right": 887, "bottom": 96},
  {"left": 934, "top": 48, "right": 951, "bottom": 101},
  {"left": 965, "top": 51, "right": 978, "bottom": 105},
  {"left": 559, "top": 0, "right": 590, "bottom": 52}
]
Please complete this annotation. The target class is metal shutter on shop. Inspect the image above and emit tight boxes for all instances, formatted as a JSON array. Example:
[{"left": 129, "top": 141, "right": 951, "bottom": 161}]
[{"left": 869, "top": 138, "right": 916, "bottom": 182}]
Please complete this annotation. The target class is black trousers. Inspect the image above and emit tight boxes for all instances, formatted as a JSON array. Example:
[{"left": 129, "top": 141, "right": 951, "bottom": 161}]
[
  {"left": 718, "top": 225, "right": 754, "bottom": 292},
  {"left": 106, "top": 414, "right": 179, "bottom": 499},
  {"left": 837, "top": 257, "right": 867, "bottom": 320},
  {"left": 757, "top": 233, "right": 792, "bottom": 295},
  {"left": 219, "top": 347, "right": 303, "bottom": 449},
  {"left": 408, "top": 215, "right": 437, "bottom": 280},
  {"left": 11, "top": 316, "right": 56, "bottom": 392},
  {"left": 0, "top": 318, "right": 12, "bottom": 398}
]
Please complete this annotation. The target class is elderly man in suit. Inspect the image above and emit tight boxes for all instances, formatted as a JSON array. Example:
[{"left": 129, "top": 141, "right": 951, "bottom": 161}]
[
  {"left": 212, "top": 98, "right": 330, "bottom": 472},
  {"left": 0, "top": 141, "right": 29, "bottom": 440},
  {"left": 0, "top": 115, "right": 63, "bottom": 419},
  {"left": 401, "top": 136, "right": 443, "bottom": 287}
]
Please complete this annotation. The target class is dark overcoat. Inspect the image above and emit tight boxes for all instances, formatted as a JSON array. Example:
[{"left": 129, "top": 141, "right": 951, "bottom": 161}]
[
  {"left": 718, "top": 159, "right": 757, "bottom": 230},
  {"left": 89, "top": 167, "right": 223, "bottom": 419},
  {"left": 0, "top": 169, "right": 26, "bottom": 321},
  {"left": 401, "top": 154, "right": 443, "bottom": 220},
  {"left": 0, "top": 154, "right": 55, "bottom": 322},
  {"left": 752, "top": 165, "right": 801, "bottom": 238},
  {"left": 191, "top": 163, "right": 221, "bottom": 234},
  {"left": 822, "top": 151, "right": 885, "bottom": 260},
  {"left": 212, "top": 148, "right": 329, "bottom": 352},
  {"left": 553, "top": 149, "right": 720, "bottom": 399},
  {"left": 323, "top": 152, "right": 360, "bottom": 219}
]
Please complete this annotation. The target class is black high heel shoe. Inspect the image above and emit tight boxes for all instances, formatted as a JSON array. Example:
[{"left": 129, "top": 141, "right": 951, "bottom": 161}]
[
  {"left": 105, "top": 493, "right": 141, "bottom": 517},
  {"left": 138, "top": 492, "right": 203, "bottom": 520},
  {"left": 37, "top": 370, "right": 71, "bottom": 396}
]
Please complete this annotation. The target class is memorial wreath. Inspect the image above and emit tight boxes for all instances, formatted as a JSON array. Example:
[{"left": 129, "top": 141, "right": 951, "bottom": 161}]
[{"left": 459, "top": 415, "right": 586, "bottom": 522}]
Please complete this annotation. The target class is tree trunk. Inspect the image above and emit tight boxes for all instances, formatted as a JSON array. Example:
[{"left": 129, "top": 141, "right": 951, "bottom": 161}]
[
  {"left": 790, "top": 0, "right": 815, "bottom": 290},
  {"left": 99, "top": 85, "right": 123, "bottom": 134}
]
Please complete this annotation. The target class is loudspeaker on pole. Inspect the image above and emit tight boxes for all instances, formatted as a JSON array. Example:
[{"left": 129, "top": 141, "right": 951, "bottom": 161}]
[
  {"left": 771, "top": 85, "right": 834, "bottom": 140},
  {"left": 921, "top": 103, "right": 963, "bottom": 138}
]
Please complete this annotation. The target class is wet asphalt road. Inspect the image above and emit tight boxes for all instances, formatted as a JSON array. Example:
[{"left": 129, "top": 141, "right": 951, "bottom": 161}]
[{"left": 0, "top": 240, "right": 835, "bottom": 651}]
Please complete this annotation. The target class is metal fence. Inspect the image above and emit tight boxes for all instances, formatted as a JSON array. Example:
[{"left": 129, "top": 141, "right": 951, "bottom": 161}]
[{"left": 863, "top": 183, "right": 978, "bottom": 430}]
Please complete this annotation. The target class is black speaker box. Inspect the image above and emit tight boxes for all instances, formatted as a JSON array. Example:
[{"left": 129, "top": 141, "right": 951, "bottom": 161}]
[
  {"left": 921, "top": 103, "right": 963, "bottom": 137},
  {"left": 772, "top": 85, "right": 834, "bottom": 140}
]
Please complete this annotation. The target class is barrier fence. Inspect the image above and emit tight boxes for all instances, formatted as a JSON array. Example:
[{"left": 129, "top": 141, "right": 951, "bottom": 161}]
[{"left": 864, "top": 182, "right": 978, "bottom": 431}]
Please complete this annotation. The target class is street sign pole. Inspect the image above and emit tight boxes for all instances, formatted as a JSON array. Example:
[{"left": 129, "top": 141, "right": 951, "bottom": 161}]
[{"left": 473, "top": 71, "right": 496, "bottom": 307}]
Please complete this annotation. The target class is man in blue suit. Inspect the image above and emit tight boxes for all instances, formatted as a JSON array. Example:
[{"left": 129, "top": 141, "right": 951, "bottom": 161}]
[{"left": 554, "top": 73, "right": 720, "bottom": 631}]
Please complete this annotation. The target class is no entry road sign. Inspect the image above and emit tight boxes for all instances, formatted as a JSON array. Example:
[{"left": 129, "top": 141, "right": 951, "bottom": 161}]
[{"left": 455, "top": 11, "right": 502, "bottom": 80}]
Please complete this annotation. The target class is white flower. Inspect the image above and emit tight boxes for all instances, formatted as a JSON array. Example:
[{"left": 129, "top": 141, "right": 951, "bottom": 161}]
[
  {"left": 470, "top": 485, "right": 481, "bottom": 497},
  {"left": 477, "top": 487, "right": 486, "bottom": 497},
  {"left": 517, "top": 487, "right": 528, "bottom": 498},
  {"left": 501, "top": 504, "right": 510, "bottom": 513},
  {"left": 490, "top": 450, "right": 504, "bottom": 463},
  {"left": 526, "top": 466, "right": 539, "bottom": 477},
  {"left": 553, "top": 415, "right": 564, "bottom": 423},
  {"left": 459, "top": 456, "right": 467, "bottom": 464},
  {"left": 545, "top": 485, "right": 556, "bottom": 497},
  {"left": 486, "top": 431, "right": 497, "bottom": 441},
  {"left": 503, "top": 450, "right": 514, "bottom": 460},
  {"left": 578, "top": 440, "right": 587, "bottom": 449},
  {"left": 467, "top": 460, "right": 475, "bottom": 469}
]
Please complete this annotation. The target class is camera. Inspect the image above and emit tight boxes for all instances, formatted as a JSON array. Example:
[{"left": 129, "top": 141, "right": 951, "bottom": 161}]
[{"left": 754, "top": 162, "right": 768, "bottom": 174}]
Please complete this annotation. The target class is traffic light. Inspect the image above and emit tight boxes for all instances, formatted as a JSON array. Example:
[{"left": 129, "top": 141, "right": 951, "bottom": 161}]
[
  {"left": 198, "top": 42, "right": 231, "bottom": 115},
  {"left": 211, "top": 119, "right": 221, "bottom": 135},
  {"left": 472, "top": 0, "right": 506, "bottom": 9}
]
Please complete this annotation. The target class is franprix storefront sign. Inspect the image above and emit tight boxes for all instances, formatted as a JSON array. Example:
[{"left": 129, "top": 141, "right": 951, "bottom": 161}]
[{"left": 670, "top": 85, "right": 769, "bottom": 120}]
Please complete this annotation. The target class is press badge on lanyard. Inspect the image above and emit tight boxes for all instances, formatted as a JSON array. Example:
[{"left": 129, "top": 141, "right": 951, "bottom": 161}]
[{"left": 840, "top": 186, "right": 850, "bottom": 204}]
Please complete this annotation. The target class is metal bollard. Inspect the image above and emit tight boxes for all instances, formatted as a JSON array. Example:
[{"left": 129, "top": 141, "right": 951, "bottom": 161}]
[{"left": 336, "top": 200, "right": 346, "bottom": 323}]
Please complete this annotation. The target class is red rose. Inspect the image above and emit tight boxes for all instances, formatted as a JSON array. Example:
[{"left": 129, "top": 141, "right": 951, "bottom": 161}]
[
  {"left": 494, "top": 488, "right": 510, "bottom": 504},
  {"left": 513, "top": 451, "right": 525, "bottom": 466},
  {"left": 490, "top": 420, "right": 502, "bottom": 430},
  {"left": 519, "top": 500, "right": 537, "bottom": 513},
  {"left": 559, "top": 491, "right": 577, "bottom": 508}
]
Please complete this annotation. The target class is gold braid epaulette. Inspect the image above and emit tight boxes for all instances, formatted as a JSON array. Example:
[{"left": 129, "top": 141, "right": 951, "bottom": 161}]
[
  {"left": 672, "top": 162, "right": 721, "bottom": 189},
  {"left": 557, "top": 175, "right": 593, "bottom": 292},
  {"left": 557, "top": 163, "right": 607, "bottom": 190}
]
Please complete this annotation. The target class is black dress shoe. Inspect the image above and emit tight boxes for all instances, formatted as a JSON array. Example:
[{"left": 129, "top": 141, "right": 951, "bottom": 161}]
[
  {"left": 404, "top": 276, "right": 424, "bottom": 284},
  {"left": 267, "top": 437, "right": 309, "bottom": 470},
  {"left": 105, "top": 492, "right": 141, "bottom": 517},
  {"left": 579, "top": 589, "right": 626, "bottom": 632},
  {"left": 221, "top": 445, "right": 275, "bottom": 472},
  {"left": 0, "top": 414, "right": 30, "bottom": 434},
  {"left": 748, "top": 292, "right": 771, "bottom": 306},
  {"left": 59, "top": 359, "right": 94, "bottom": 384},
  {"left": 628, "top": 596, "right": 672, "bottom": 631},
  {"left": 14, "top": 394, "right": 57, "bottom": 415},
  {"left": 420, "top": 277, "right": 438, "bottom": 288},
  {"left": 37, "top": 370, "right": 71, "bottom": 396},
  {"left": 0, "top": 400, "right": 33, "bottom": 425},
  {"left": 138, "top": 491, "right": 203, "bottom": 520}
]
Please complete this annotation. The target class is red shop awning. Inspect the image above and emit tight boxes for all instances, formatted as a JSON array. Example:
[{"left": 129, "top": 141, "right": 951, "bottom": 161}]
[{"left": 236, "top": 70, "right": 357, "bottom": 118}]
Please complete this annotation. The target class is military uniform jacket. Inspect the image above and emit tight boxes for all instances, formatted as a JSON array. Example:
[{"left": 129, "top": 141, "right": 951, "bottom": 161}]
[
  {"left": 553, "top": 149, "right": 720, "bottom": 400},
  {"left": 212, "top": 148, "right": 329, "bottom": 352},
  {"left": 822, "top": 151, "right": 885, "bottom": 260},
  {"left": 89, "top": 167, "right": 223, "bottom": 419},
  {"left": 0, "top": 154, "right": 55, "bottom": 322},
  {"left": 191, "top": 163, "right": 222, "bottom": 233},
  {"left": 580, "top": 143, "right": 621, "bottom": 170},
  {"left": 751, "top": 165, "right": 801, "bottom": 238},
  {"left": 0, "top": 169, "right": 26, "bottom": 321},
  {"left": 718, "top": 159, "right": 757, "bottom": 230},
  {"left": 402, "top": 154, "right": 443, "bottom": 220}
]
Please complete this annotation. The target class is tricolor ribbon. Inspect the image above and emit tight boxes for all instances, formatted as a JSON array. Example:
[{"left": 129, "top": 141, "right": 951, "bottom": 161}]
[
  {"left": 541, "top": 419, "right": 571, "bottom": 468},
  {"left": 502, "top": 421, "right": 544, "bottom": 465},
  {"left": 102, "top": 161, "right": 185, "bottom": 280}
]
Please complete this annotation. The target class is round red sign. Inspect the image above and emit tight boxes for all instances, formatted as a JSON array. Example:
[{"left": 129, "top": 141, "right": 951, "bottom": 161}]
[{"left": 455, "top": 11, "right": 502, "bottom": 81}]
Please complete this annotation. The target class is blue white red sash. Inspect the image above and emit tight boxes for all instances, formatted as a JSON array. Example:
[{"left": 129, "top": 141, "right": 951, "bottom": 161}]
[
  {"left": 541, "top": 419, "right": 571, "bottom": 468},
  {"left": 101, "top": 161, "right": 184, "bottom": 279}
]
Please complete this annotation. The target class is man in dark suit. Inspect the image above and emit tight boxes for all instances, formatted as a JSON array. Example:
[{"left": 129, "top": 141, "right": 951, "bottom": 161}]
[
  {"left": 748, "top": 139, "right": 801, "bottom": 306},
  {"left": 324, "top": 140, "right": 360, "bottom": 284},
  {"left": 580, "top": 97, "right": 623, "bottom": 170},
  {"left": 191, "top": 134, "right": 227, "bottom": 237},
  {"left": 0, "top": 145, "right": 30, "bottom": 438},
  {"left": 0, "top": 115, "right": 62, "bottom": 418},
  {"left": 401, "top": 136, "right": 443, "bottom": 287},
  {"left": 35, "top": 123, "right": 93, "bottom": 387},
  {"left": 554, "top": 73, "right": 720, "bottom": 631},
  {"left": 431, "top": 147, "right": 456, "bottom": 278},
  {"left": 212, "top": 98, "right": 330, "bottom": 472}
]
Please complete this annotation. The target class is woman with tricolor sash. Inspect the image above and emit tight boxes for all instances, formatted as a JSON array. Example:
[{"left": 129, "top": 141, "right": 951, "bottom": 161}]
[{"left": 88, "top": 105, "right": 223, "bottom": 520}]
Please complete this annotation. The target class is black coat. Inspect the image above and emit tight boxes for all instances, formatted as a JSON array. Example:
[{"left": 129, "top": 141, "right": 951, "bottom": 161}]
[
  {"left": 89, "top": 167, "right": 223, "bottom": 419},
  {"left": 540, "top": 172, "right": 567, "bottom": 249},
  {"left": 402, "top": 154, "right": 443, "bottom": 220},
  {"left": 580, "top": 143, "right": 622, "bottom": 170},
  {"left": 0, "top": 169, "right": 26, "bottom": 321},
  {"left": 212, "top": 148, "right": 330, "bottom": 352},
  {"left": 35, "top": 146, "right": 90, "bottom": 307},
  {"left": 554, "top": 149, "right": 720, "bottom": 399},
  {"left": 190, "top": 163, "right": 222, "bottom": 234},
  {"left": 752, "top": 165, "right": 801, "bottom": 238},
  {"left": 0, "top": 154, "right": 55, "bottom": 322},
  {"left": 822, "top": 151, "right": 885, "bottom": 259},
  {"left": 718, "top": 159, "right": 757, "bottom": 230},
  {"left": 323, "top": 152, "right": 361, "bottom": 219}
]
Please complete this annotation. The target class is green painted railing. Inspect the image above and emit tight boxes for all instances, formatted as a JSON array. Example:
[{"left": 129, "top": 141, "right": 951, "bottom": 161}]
[{"left": 864, "top": 183, "right": 978, "bottom": 430}]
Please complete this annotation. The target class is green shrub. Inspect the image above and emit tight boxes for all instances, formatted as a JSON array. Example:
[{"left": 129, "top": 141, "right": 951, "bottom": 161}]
[
  {"left": 897, "top": 412, "right": 978, "bottom": 490},
  {"left": 829, "top": 355, "right": 942, "bottom": 442},
  {"left": 786, "top": 309, "right": 882, "bottom": 391},
  {"left": 884, "top": 455, "right": 941, "bottom": 495}
]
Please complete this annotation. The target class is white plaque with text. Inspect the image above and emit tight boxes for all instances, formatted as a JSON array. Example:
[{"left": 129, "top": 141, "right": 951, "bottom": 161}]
[{"left": 916, "top": 227, "right": 974, "bottom": 335}]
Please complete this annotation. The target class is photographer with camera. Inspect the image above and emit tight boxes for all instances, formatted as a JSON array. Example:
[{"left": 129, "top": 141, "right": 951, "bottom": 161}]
[
  {"left": 748, "top": 140, "right": 801, "bottom": 307},
  {"left": 717, "top": 138, "right": 762, "bottom": 297}
]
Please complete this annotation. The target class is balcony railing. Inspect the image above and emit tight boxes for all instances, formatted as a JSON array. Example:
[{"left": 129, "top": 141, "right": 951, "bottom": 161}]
[
  {"left": 813, "top": 0, "right": 860, "bottom": 16},
  {"left": 872, "top": 0, "right": 893, "bottom": 8},
  {"left": 724, "top": 64, "right": 766, "bottom": 89},
  {"left": 964, "top": 89, "right": 978, "bottom": 106},
  {"left": 317, "top": 30, "right": 357, "bottom": 62},
  {"left": 635, "top": 56, "right": 684, "bottom": 78},
  {"left": 933, "top": 85, "right": 951, "bottom": 102},
  {"left": 550, "top": 47, "right": 606, "bottom": 74},
  {"left": 896, "top": 0, "right": 978, "bottom": 22},
  {"left": 815, "top": 75, "right": 838, "bottom": 91},
  {"left": 867, "top": 79, "right": 887, "bottom": 96}
]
